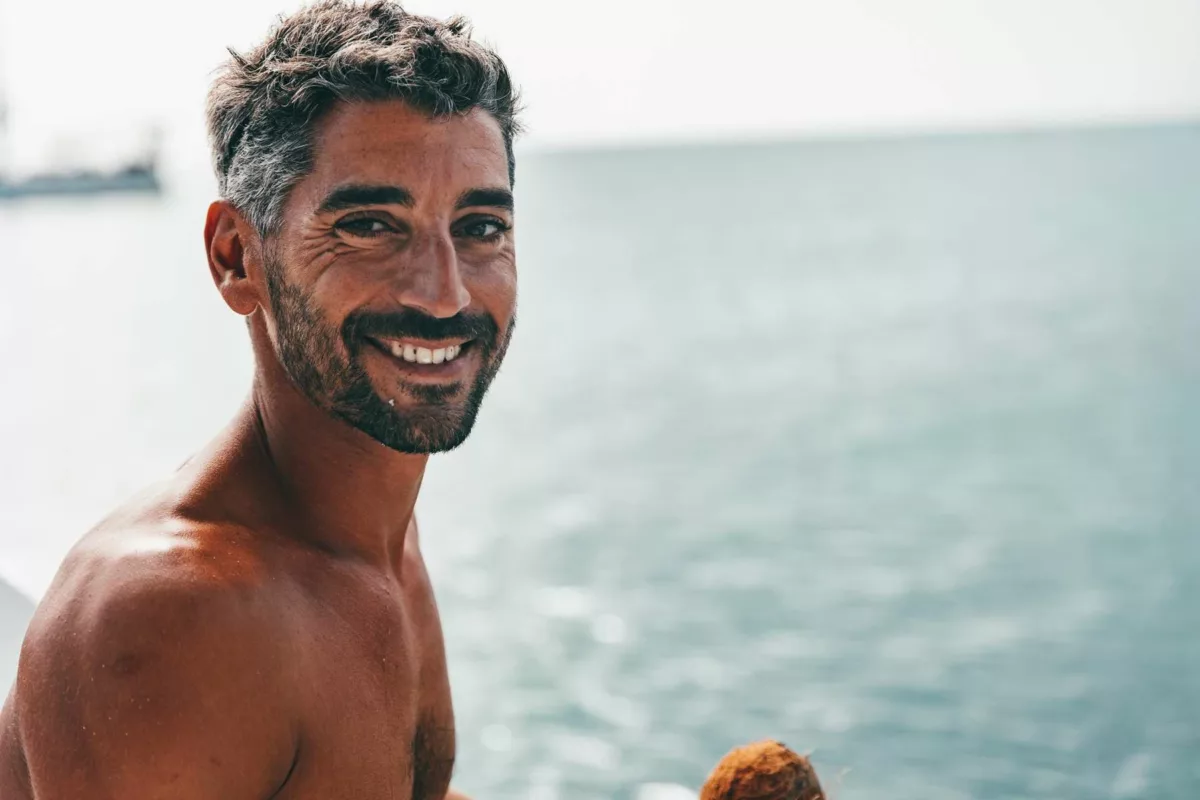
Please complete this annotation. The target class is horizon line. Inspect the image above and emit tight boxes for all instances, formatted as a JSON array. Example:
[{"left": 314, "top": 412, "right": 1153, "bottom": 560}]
[{"left": 515, "top": 111, "right": 1200, "bottom": 157}]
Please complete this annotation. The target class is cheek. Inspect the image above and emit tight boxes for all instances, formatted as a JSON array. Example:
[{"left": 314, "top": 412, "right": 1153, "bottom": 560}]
[
  {"left": 287, "top": 229, "right": 389, "bottom": 306},
  {"left": 466, "top": 262, "right": 517, "bottom": 323},
  {"left": 309, "top": 258, "right": 389, "bottom": 317}
]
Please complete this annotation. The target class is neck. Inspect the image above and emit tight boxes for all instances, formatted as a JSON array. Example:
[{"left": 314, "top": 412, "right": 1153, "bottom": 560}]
[{"left": 225, "top": 353, "right": 429, "bottom": 571}]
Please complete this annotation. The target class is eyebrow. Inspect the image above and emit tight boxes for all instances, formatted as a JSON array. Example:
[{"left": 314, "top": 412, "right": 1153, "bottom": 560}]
[
  {"left": 315, "top": 184, "right": 514, "bottom": 215},
  {"left": 456, "top": 187, "right": 514, "bottom": 212},
  {"left": 316, "top": 184, "right": 414, "bottom": 214}
]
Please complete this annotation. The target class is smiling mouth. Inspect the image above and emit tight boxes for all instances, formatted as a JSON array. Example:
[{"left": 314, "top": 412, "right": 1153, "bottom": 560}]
[
  {"left": 380, "top": 338, "right": 465, "bottom": 365},
  {"left": 366, "top": 336, "right": 476, "bottom": 373}
]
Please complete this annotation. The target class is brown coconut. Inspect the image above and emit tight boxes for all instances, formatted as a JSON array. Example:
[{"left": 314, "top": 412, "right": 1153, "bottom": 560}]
[{"left": 699, "top": 740, "right": 825, "bottom": 800}]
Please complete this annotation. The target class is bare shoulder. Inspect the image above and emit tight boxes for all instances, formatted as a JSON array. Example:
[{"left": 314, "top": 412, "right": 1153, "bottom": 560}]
[
  {"left": 14, "top": 517, "right": 300, "bottom": 798},
  {"left": 23, "top": 515, "right": 289, "bottom": 675}
]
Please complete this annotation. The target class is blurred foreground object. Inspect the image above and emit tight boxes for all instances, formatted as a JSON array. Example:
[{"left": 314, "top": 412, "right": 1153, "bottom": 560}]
[{"left": 700, "top": 740, "right": 825, "bottom": 800}]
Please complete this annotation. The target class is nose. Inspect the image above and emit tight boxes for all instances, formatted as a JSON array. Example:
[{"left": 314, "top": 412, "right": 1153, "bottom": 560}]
[{"left": 393, "top": 230, "right": 471, "bottom": 318}]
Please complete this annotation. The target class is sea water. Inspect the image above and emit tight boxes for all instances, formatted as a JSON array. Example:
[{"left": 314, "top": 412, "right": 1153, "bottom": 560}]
[{"left": 1, "top": 124, "right": 1198, "bottom": 798}]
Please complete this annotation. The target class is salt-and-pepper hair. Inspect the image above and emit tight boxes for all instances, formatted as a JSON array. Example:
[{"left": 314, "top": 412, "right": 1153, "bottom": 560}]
[{"left": 206, "top": 0, "right": 522, "bottom": 236}]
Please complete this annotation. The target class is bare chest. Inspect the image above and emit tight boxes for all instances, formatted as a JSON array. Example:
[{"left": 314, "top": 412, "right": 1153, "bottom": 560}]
[{"left": 278, "top": 569, "right": 455, "bottom": 800}]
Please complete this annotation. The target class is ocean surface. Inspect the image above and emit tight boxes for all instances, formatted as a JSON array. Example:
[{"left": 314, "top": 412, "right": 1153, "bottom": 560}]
[{"left": 2, "top": 123, "right": 1199, "bottom": 799}]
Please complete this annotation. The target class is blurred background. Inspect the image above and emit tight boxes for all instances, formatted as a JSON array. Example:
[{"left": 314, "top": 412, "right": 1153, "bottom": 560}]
[{"left": 2, "top": 1, "right": 1200, "bottom": 798}]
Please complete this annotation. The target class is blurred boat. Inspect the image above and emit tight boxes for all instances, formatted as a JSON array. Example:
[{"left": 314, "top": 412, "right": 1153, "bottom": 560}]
[
  {"left": 0, "top": 157, "right": 160, "bottom": 199},
  {"left": 0, "top": 82, "right": 162, "bottom": 200}
]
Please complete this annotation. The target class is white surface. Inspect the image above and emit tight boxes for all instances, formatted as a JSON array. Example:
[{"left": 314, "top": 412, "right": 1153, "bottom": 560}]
[{"left": 0, "top": 580, "right": 33, "bottom": 693}]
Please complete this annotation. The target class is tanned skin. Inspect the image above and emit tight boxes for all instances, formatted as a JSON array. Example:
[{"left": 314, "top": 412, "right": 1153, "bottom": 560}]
[{"left": 0, "top": 100, "right": 517, "bottom": 799}]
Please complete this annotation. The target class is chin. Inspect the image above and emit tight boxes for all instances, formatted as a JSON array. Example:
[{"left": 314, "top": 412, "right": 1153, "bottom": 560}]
[
  {"left": 391, "top": 409, "right": 478, "bottom": 454},
  {"left": 334, "top": 394, "right": 480, "bottom": 454}
]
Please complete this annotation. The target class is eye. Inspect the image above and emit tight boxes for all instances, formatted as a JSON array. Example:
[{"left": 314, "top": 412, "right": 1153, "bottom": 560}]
[
  {"left": 335, "top": 215, "right": 401, "bottom": 238},
  {"left": 456, "top": 217, "right": 510, "bottom": 242}
]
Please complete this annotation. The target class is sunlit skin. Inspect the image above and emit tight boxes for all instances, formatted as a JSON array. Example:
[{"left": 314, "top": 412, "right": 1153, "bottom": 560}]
[{"left": 0, "top": 101, "right": 515, "bottom": 800}]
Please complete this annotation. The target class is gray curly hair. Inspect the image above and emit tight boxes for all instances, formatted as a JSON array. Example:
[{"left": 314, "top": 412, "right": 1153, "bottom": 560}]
[{"left": 206, "top": 0, "right": 522, "bottom": 237}]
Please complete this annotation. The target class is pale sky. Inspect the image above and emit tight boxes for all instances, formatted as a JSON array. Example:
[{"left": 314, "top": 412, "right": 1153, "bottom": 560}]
[{"left": 2, "top": 0, "right": 1200, "bottom": 156}]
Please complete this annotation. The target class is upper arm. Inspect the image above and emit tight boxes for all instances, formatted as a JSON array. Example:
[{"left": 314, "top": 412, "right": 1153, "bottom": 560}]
[{"left": 15, "top": 566, "right": 297, "bottom": 799}]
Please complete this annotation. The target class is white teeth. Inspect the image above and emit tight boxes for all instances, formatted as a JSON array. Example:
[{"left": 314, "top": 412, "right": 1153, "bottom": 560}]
[{"left": 386, "top": 341, "right": 465, "bottom": 364}]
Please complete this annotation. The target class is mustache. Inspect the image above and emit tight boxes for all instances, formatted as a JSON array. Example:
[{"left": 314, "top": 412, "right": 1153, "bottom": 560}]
[{"left": 343, "top": 308, "right": 499, "bottom": 347}]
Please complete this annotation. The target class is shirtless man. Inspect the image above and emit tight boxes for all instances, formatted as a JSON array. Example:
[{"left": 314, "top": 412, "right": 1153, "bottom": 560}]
[{"left": 0, "top": 2, "right": 521, "bottom": 797}]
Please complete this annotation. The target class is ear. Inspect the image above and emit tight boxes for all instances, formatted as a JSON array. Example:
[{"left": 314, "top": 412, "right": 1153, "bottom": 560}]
[{"left": 205, "top": 200, "right": 264, "bottom": 316}]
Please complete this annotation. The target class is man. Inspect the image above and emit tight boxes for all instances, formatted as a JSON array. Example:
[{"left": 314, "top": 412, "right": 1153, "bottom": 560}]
[{"left": 0, "top": 2, "right": 520, "bottom": 797}]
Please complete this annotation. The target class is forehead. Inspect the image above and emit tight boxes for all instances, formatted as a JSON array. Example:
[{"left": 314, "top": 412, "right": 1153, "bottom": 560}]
[{"left": 301, "top": 100, "right": 509, "bottom": 202}]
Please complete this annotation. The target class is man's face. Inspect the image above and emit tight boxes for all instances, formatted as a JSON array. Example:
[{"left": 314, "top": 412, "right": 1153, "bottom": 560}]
[{"left": 262, "top": 101, "right": 516, "bottom": 453}]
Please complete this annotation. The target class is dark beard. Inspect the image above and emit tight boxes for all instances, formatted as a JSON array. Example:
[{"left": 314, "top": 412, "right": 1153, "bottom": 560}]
[{"left": 264, "top": 262, "right": 513, "bottom": 454}]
